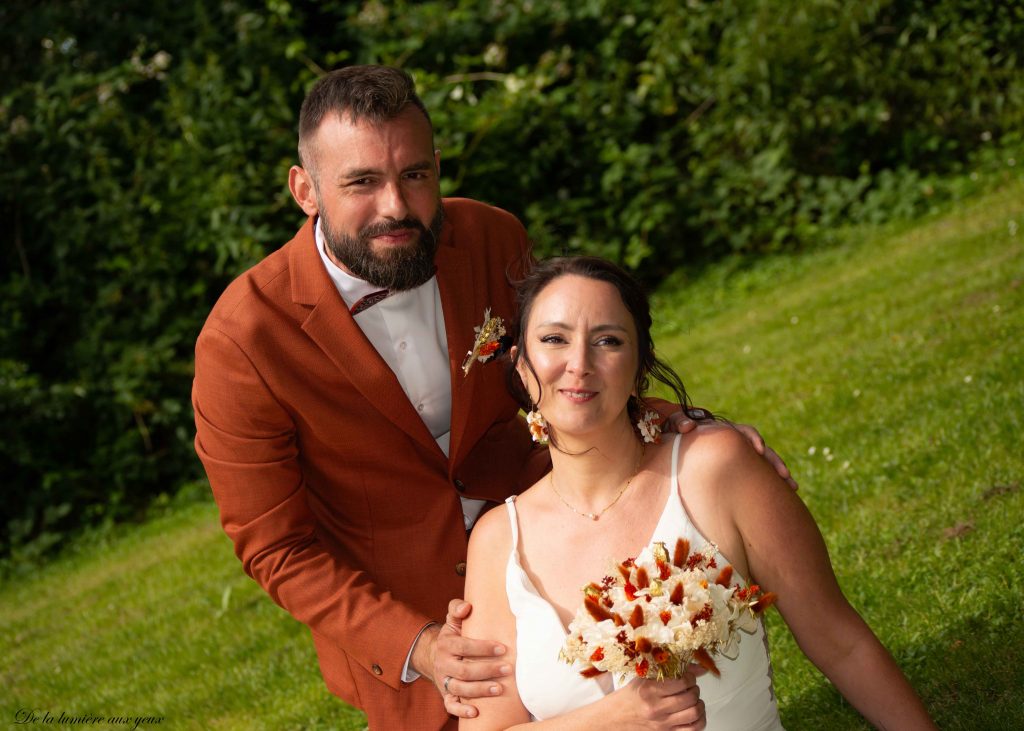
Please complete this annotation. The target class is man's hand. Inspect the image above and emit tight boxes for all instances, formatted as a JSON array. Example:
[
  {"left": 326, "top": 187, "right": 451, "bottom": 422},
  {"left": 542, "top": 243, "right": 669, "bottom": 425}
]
[
  {"left": 668, "top": 409, "right": 798, "bottom": 490},
  {"left": 411, "top": 599, "right": 511, "bottom": 719}
]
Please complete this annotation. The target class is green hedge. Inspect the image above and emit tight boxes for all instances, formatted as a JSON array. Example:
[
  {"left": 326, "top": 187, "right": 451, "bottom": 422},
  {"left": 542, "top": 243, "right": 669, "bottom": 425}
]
[{"left": 2, "top": 0, "right": 1021, "bottom": 562}]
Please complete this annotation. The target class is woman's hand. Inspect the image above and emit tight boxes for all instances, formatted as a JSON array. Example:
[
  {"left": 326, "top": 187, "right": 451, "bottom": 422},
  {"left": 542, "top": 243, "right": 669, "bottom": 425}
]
[{"left": 605, "top": 672, "right": 706, "bottom": 730}]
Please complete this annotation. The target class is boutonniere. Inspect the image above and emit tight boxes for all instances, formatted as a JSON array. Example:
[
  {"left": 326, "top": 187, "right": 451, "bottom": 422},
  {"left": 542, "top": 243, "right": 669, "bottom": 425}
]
[{"left": 462, "top": 308, "right": 512, "bottom": 376}]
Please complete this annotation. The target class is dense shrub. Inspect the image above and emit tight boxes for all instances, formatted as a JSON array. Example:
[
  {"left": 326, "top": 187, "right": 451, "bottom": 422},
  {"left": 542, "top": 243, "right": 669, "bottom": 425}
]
[{"left": 2, "top": 0, "right": 1021, "bottom": 561}]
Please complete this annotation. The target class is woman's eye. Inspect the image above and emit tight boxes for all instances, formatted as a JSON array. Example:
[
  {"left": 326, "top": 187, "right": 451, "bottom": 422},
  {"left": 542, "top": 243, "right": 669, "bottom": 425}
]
[
  {"left": 596, "top": 336, "right": 623, "bottom": 346},
  {"left": 540, "top": 334, "right": 566, "bottom": 344}
]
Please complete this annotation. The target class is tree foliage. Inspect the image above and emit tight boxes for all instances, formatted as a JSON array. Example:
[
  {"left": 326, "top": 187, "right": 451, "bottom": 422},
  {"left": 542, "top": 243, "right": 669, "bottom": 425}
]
[{"left": 2, "top": 0, "right": 1021, "bottom": 560}]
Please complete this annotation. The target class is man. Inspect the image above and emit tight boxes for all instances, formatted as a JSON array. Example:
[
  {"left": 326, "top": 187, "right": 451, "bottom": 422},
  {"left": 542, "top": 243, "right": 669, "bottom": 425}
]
[{"left": 193, "top": 65, "right": 791, "bottom": 730}]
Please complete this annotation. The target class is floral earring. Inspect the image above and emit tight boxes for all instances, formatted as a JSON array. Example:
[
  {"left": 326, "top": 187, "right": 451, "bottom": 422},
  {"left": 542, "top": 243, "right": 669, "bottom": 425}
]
[
  {"left": 527, "top": 407, "right": 549, "bottom": 445},
  {"left": 636, "top": 408, "right": 663, "bottom": 444}
]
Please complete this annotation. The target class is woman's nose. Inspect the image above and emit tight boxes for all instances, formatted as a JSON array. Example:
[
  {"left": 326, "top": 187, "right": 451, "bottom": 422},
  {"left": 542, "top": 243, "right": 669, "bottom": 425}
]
[{"left": 565, "top": 341, "right": 592, "bottom": 376}]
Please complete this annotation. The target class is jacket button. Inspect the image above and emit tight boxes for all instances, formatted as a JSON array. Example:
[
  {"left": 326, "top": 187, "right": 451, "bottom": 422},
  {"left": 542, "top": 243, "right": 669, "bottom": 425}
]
[
  {"left": 454, "top": 479, "right": 466, "bottom": 492},
  {"left": 372, "top": 664, "right": 383, "bottom": 675},
  {"left": 455, "top": 562, "right": 467, "bottom": 576}
]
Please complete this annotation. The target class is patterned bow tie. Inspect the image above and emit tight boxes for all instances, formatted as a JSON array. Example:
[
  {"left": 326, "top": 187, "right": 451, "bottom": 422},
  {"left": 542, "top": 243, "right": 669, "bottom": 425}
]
[{"left": 349, "top": 289, "right": 389, "bottom": 316}]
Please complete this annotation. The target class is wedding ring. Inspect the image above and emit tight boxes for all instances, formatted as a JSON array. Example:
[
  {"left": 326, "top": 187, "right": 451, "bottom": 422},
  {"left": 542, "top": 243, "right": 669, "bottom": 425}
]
[{"left": 443, "top": 676, "right": 453, "bottom": 694}]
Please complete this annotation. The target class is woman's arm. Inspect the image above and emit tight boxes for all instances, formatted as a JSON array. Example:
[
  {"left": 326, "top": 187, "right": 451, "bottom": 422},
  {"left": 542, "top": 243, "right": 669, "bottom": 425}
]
[
  {"left": 459, "top": 506, "right": 532, "bottom": 729},
  {"left": 698, "top": 428, "right": 935, "bottom": 730},
  {"left": 459, "top": 505, "right": 706, "bottom": 731}
]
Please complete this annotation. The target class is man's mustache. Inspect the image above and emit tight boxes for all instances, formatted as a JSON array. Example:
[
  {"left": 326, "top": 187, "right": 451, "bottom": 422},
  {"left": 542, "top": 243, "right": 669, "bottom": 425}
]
[{"left": 361, "top": 217, "right": 428, "bottom": 239}]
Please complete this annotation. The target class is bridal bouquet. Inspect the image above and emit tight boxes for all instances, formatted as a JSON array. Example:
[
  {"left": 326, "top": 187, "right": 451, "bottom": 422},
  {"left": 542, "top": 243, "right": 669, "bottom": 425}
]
[{"left": 560, "top": 539, "right": 776, "bottom": 682}]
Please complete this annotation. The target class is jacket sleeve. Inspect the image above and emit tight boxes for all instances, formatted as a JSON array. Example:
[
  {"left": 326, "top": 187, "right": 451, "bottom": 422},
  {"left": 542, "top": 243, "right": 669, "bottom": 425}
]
[{"left": 192, "top": 324, "right": 430, "bottom": 691}]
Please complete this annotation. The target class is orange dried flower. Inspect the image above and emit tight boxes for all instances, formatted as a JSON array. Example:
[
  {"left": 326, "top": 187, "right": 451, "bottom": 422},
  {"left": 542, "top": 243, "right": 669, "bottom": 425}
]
[
  {"left": 629, "top": 605, "right": 645, "bottom": 629},
  {"left": 673, "top": 538, "right": 690, "bottom": 568},
  {"left": 585, "top": 596, "right": 613, "bottom": 623},
  {"left": 692, "top": 647, "right": 721, "bottom": 677}
]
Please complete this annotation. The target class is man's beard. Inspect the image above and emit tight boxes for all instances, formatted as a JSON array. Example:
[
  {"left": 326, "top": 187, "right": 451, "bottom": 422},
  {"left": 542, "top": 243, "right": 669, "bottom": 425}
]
[{"left": 321, "top": 204, "right": 444, "bottom": 291}]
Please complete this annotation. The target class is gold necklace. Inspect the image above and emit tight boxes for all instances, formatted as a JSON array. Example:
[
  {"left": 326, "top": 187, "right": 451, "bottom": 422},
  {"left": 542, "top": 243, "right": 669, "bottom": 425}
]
[{"left": 549, "top": 446, "right": 644, "bottom": 521}]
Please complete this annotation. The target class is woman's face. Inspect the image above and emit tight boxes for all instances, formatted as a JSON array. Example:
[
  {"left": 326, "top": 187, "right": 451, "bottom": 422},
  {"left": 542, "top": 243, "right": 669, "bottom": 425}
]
[{"left": 517, "top": 274, "right": 640, "bottom": 441}]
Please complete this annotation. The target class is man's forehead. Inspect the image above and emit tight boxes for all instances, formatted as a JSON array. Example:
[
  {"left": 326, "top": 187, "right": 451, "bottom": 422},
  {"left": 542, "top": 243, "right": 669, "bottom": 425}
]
[
  {"left": 319, "top": 106, "right": 430, "bottom": 138},
  {"left": 310, "top": 109, "right": 432, "bottom": 159}
]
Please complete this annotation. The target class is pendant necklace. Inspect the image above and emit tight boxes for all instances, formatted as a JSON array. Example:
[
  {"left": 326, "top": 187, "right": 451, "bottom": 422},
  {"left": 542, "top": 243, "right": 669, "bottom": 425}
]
[{"left": 549, "top": 446, "right": 644, "bottom": 521}]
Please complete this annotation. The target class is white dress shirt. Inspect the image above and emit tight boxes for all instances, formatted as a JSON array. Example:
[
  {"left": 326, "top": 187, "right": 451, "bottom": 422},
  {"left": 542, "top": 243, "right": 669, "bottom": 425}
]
[{"left": 315, "top": 219, "right": 486, "bottom": 682}]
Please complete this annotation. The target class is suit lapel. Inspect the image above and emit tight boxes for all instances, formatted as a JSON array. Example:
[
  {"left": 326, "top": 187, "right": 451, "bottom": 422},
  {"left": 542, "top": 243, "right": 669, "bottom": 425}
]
[
  {"left": 289, "top": 219, "right": 441, "bottom": 457},
  {"left": 435, "top": 229, "right": 482, "bottom": 471}
]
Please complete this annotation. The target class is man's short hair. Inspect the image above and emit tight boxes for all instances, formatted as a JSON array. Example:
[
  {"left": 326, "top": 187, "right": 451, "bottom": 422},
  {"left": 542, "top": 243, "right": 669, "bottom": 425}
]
[{"left": 297, "top": 65, "right": 433, "bottom": 176}]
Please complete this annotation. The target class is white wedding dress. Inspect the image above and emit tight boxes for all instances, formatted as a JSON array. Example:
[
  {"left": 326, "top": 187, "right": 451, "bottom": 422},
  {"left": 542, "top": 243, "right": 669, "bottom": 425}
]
[{"left": 504, "top": 434, "right": 785, "bottom": 729}]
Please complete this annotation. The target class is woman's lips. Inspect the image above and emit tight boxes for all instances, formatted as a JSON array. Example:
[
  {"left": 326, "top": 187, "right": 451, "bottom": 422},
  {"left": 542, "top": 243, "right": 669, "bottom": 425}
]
[{"left": 560, "top": 389, "right": 597, "bottom": 403}]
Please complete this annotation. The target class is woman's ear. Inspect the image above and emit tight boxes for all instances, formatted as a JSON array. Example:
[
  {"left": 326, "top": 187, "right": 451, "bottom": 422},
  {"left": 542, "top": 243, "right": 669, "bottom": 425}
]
[
  {"left": 512, "top": 344, "right": 537, "bottom": 399},
  {"left": 512, "top": 345, "right": 527, "bottom": 382}
]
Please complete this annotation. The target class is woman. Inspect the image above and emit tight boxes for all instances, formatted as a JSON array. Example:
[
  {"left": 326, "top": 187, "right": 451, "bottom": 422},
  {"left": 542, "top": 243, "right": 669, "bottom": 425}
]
[{"left": 460, "top": 257, "right": 935, "bottom": 729}]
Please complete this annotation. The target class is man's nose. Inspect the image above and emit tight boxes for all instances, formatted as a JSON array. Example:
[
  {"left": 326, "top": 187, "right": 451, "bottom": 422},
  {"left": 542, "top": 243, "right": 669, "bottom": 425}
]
[{"left": 378, "top": 181, "right": 410, "bottom": 220}]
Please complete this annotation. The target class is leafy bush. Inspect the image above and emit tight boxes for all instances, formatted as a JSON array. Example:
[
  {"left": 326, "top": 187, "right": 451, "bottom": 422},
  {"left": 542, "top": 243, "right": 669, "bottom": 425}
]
[
  {"left": 0, "top": 1, "right": 303, "bottom": 560},
  {"left": 1, "top": 0, "right": 1022, "bottom": 561}
]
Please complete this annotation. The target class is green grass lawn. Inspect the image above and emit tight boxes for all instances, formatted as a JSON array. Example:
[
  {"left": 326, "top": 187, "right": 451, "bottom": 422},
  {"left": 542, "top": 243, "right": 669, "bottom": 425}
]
[{"left": 3, "top": 179, "right": 1022, "bottom": 730}]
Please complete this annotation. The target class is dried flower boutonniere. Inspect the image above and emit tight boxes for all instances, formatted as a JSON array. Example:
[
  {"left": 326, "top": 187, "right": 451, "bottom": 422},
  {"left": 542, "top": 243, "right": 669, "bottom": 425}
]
[{"left": 462, "top": 308, "right": 512, "bottom": 376}]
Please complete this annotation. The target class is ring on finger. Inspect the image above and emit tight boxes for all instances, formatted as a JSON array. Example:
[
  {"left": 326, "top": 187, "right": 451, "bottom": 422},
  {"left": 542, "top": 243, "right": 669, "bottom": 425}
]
[{"left": 443, "top": 676, "right": 453, "bottom": 694}]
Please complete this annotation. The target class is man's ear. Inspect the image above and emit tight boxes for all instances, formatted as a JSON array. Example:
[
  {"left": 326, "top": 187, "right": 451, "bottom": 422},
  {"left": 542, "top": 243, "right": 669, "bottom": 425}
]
[{"left": 288, "top": 165, "right": 319, "bottom": 217}]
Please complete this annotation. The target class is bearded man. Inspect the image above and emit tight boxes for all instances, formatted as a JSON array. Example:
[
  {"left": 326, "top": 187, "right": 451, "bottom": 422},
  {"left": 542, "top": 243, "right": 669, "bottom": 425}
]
[{"left": 192, "top": 65, "right": 791, "bottom": 730}]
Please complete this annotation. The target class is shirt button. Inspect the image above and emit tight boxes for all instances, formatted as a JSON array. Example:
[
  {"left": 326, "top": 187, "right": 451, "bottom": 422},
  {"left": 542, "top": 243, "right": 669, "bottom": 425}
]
[
  {"left": 417, "top": 404, "right": 425, "bottom": 412},
  {"left": 455, "top": 562, "right": 467, "bottom": 576},
  {"left": 398, "top": 341, "right": 407, "bottom": 351},
  {"left": 454, "top": 479, "right": 466, "bottom": 493},
  {"left": 372, "top": 664, "right": 383, "bottom": 675}
]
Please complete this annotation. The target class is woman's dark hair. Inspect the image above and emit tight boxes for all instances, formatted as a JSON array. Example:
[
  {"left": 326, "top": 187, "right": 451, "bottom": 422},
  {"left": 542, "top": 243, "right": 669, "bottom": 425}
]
[{"left": 508, "top": 256, "right": 693, "bottom": 444}]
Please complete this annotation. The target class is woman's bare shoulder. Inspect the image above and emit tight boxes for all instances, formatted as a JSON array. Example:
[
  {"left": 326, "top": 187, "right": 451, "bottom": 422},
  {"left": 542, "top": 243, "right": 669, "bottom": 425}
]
[
  {"left": 677, "top": 423, "right": 790, "bottom": 509},
  {"left": 680, "top": 422, "right": 762, "bottom": 469},
  {"left": 468, "top": 500, "right": 514, "bottom": 560}
]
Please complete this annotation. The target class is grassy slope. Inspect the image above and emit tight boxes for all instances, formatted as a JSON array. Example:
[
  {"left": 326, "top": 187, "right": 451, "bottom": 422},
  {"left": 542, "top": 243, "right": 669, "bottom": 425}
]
[
  {"left": 0, "top": 501, "right": 357, "bottom": 730},
  {"left": 651, "top": 178, "right": 1024, "bottom": 729},
  {"left": 2, "top": 180, "right": 1022, "bottom": 730}
]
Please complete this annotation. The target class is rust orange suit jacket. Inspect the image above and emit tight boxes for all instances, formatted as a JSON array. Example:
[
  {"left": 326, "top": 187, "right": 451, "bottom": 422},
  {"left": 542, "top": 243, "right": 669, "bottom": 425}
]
[{"left": 192, "top": 199, "right": 538, "bottom": 730}]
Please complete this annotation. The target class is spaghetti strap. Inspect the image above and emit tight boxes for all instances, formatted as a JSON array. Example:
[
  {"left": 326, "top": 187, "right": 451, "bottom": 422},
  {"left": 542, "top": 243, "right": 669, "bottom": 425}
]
[
  {"left": 670, "top": 432, "right": 683, "bottom": 494},
  {"left": 504, "top": 495, "right": 520, "bottom": 549}
]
